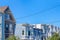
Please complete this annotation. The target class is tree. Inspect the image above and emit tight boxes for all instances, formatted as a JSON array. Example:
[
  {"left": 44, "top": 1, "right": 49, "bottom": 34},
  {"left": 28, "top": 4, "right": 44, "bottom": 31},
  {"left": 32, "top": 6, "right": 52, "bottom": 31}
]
[
  {"left": 6, "top": 35, "right": 20, "bottom": 40},
  {"left": 47, "top": 33, "right": 60, "bottom": 40}
]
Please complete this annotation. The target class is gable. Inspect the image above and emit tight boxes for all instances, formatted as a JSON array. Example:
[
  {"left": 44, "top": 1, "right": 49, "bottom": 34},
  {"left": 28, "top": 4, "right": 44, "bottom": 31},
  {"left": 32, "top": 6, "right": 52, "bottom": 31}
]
[
  {"left": 0, "top": 6, "right": 8, "bottom": 13},
  {"left": 0, "top": 6, "right": 15, "bottom": 23}
]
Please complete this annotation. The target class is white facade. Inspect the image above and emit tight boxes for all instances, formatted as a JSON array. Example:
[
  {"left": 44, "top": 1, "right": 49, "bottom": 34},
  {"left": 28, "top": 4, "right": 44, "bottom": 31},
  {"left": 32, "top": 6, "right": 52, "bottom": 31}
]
[
  {"left": 33, "top": 24, "right": 42, "bottom": 29},
  {"left": 15, "top": 24, "right": 34, "bottom": 40},
  {"left": 15, "top": 24, "right": 60, "bottom": 40},
  {"left": 33, "top": 24, "right": 60, "bottom": 40}
]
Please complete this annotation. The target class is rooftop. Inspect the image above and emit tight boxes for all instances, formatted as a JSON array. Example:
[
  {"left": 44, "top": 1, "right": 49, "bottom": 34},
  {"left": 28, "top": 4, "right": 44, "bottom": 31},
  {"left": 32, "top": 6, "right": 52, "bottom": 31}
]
[
  {"left": 0, "top": 6, "right": 15, "bottom": 23},
  {"left": 0, "top": 6, "right": 8, "bottom": 13}
]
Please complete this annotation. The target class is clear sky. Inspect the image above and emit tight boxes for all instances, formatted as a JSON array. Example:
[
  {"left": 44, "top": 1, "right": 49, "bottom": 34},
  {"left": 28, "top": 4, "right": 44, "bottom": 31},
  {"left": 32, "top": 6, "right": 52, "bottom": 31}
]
[{"left": 0, "top": 0, "right": 60, "bottom": 26}]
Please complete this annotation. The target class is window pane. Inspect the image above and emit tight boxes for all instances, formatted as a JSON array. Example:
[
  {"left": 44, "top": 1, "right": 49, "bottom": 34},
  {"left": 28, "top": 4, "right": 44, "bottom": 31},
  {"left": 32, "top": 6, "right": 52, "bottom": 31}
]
[
  {"left": 22, "top": 30, "right": 24, "bottom": 35},
  {"left": 28, "top": 31, "right": 30, "bottom": 36}
]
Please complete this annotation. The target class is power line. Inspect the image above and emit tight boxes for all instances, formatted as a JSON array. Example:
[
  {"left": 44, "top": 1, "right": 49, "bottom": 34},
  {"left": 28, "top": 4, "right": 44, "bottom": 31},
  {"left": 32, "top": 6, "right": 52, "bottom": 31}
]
[
  {"left": 46, "top": 20, "right": 60, "bottom": 24},
  {"left": 16, "top": 5, "right": 60, "bottom": 19},
  {"left": 16, "top": 19, "right": 60, "bottom": 24},
  {"left": 16, "top": 5, "right": 60, "bottom": 24}
]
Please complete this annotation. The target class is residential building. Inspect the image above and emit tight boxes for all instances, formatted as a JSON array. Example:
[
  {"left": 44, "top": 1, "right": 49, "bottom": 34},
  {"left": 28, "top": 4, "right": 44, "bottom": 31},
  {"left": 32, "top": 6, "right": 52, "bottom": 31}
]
[
  {"left": 15, "top": 24, "right": 34, "bottom": 40},
  {"left": 15, "top": 24, "right": 43, "bottom": 40},
  {"left": 15, "top": 24, "right": 60, "bottom": 40},
  {"left": 0, "top": 6, "right": 16, "bottom": 40},
  {"left": 33, "top": 28, "right": 43, "bottom": 40},
  {"left": 34, "top": 24, "right": 60, "bottom": 40}
]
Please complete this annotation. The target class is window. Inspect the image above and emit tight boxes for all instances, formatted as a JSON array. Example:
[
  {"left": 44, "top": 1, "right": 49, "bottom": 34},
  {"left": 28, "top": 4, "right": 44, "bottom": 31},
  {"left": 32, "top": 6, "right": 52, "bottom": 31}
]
[
  {"left": 6, "top": 24, "right": 8, "bottom": 28},
  {"left": 5, "top": 14, "right": 10, "bottom": 19},
  {"left": 0, "top": 24, "right": 1, "bottom": 28},
  {"left": 5, "top": 24, "right": 9, "bottom": 33},
  {"left": 28, "top": 31, "right": 30, "bottom": 36},
  {"left": 22, "top": 30, "right": 24, "bottom": 35},
  {"left": 9, "top": 24, "right": 13, "bottom": 33}
]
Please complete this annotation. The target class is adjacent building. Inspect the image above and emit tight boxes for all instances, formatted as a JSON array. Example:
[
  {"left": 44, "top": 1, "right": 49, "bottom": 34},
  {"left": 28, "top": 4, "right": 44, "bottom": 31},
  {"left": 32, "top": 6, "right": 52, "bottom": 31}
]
[
  {"left": 33, "top": 28, "right": 43, "bottom": 40},
  {"left": 15, "top": 24, "right": 34, "bottom": 40},
  {"left": 15, "top": 24, "right": 60, "bottom": 40},
  {"left": 0, "top": 6, "right": 16, "bottom": 40},
  {"left": 15, "top": 24, "right": 43, "bottom": 40},
  {"left": 34, "top": 24, "right": 60, "bottom": 40}
]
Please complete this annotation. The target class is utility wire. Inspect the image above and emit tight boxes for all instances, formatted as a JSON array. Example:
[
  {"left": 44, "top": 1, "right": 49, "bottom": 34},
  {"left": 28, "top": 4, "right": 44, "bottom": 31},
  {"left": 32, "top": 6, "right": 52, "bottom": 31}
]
[
  {"left": 46, "top": 20, "right": 60, "bottom": 24},
  {"left": 16, "top": 5, "right": 60, "bottom": 24},
  {"left": 16, "top": 5, "right": 60, "bottom": 19},
  {"left": 16, "top": 20, "right": 60, "bottom": 24}
]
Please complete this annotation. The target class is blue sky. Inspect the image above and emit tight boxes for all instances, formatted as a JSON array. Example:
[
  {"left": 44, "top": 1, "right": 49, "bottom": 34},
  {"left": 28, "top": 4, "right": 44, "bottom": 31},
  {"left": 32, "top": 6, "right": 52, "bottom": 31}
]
[{"left": 0, "top": 0, "right": 60, "bottom": 26}]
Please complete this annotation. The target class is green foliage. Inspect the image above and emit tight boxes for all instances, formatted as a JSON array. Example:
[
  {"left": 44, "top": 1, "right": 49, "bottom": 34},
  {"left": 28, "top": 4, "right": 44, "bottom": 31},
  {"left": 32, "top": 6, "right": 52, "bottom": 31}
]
[
  {"left": 47, "top": 33, "right": 60, "bottom": 40},
  {"left": 6, "top": 35, "right": 20, "bottom": 40}
]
